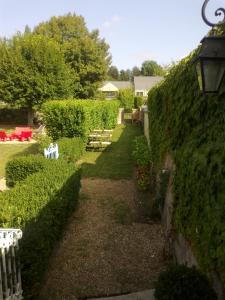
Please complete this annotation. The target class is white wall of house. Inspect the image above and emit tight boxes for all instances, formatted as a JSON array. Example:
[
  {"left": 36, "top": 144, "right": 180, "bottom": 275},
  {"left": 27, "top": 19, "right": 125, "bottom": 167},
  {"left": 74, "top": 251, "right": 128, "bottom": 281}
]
[
  {"left": 98, "top": 82, "right": 119, "bottom": 99},
  {"left": 98, "top": 82, "right": 118, "bottom": 93},
  {"left": 135, "top": 89, "right": 148, "bottom": 97}
]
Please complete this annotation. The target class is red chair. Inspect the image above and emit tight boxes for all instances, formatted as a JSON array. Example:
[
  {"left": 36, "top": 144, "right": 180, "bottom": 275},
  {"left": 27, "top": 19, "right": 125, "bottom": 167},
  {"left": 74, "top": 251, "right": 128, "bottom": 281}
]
[
  {"left": 18, "top": 131, "right": 32, "bottom": 142},
  {"left": 0, "top": 130, "right": 8, "bottom": 141},
  {"left": 10, "top": 127, "right": 31, "bottom": 140}
]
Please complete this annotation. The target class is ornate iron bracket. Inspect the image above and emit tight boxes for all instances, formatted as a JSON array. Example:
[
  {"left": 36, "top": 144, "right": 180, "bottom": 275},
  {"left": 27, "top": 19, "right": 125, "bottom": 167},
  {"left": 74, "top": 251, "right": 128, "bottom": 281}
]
[{"left": 202, "top": 0, "right": 225, "bottom": 27}]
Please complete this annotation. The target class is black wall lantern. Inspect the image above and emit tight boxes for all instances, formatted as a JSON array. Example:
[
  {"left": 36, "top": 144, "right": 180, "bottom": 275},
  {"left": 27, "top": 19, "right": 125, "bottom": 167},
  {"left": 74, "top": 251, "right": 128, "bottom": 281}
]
[{"left": 196, "top": 0, "right": 225, "bottom": 93}]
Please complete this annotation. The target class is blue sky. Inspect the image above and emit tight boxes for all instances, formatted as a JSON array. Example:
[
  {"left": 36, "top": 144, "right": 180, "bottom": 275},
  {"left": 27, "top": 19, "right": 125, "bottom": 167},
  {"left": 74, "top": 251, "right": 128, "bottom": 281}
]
[{"left": 0, "top": 0, "right": 224, "bottom": 69}]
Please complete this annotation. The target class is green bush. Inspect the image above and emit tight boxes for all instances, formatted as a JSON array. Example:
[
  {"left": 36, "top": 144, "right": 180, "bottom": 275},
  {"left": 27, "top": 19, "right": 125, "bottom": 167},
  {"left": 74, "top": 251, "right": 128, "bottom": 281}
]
[
  {"left": 5, "top": 155, "right": 47, "bottom": 187},
  {"left": 132, "top": 135, "right": 152, "bottom": 190},
  {"left": 118, "top": 88, "right": 134, "bottom": 111},
  {"left": 148, "top": 25, "right": 225, "bottom": 280},
  {"left": 42, "top": 99, "right": 119, "bottom": 140},
  {"left": 57, "top": 137, "right": 85, "bottom": 162},
  {"left": 132, "top": 135, "right": 151, "bottom": 166},
  {"left": 154, "top": 265, "right": 217, "bottom": 300},
  {"left": 35, "top": 134, "right": 53, "bottom": 153},
  {"left": 0, "top": 160, "right": 81, "bottom": 298},
  {"left": 134, "top": 96, "right": 144, "bottom": 108}
]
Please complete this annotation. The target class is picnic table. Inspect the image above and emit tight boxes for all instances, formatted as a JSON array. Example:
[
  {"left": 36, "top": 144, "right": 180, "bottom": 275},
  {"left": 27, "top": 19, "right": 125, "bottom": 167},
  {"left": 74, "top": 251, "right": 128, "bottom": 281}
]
[{"left": 86, "top": 129, "right": 113, "bottom": 151}]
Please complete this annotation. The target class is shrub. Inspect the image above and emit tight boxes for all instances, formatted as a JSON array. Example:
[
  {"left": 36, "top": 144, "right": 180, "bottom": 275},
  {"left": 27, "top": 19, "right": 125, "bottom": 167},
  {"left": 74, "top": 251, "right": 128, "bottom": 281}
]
[
  {"left": 57, "top": 137, "right": 85, "bottom": 162},
  {"left": 134, "top": 96, "right": 144, "bottom": 108},
  {"left": 132, "top": 135, "right": 152, "bottom": 190},
  {"left": 42, "top": 99, "right": 119, "bottom": 140},
  {"left": 154, "top": 264, "right": 217, "bottom": 300},
  {"left": 0, "top": 160, "right": 81, "bottom": 298},
  {"left": 35, "top": 134, "right": 53, "bottom": 153},
  {"left": 5, "top": 155, "right": 47, "bottom": 187},
  {"left": 135, "top": 166, "right": 150, "bottom": 191},
  {"left": 132, "top": 135, "right": 151, "bottom": 166},
  {"left": 118, "top": 88, "right": 134, "bottom": 111}
]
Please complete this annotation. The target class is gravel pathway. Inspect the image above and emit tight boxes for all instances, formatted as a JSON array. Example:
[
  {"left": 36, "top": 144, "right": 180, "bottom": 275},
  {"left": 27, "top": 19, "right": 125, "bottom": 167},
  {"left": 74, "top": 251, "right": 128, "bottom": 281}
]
[{"left": 39, "top": 179, "right": 166, "bottom": 300}]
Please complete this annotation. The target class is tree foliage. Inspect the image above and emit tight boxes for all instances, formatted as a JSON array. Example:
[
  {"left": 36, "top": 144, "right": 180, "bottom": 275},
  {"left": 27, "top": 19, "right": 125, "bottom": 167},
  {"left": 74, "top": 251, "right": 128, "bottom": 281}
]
[
  {"left": 118, "top": 88, "right": 134, "bottom": 110},
  {"left": 0, "top": 34, "right": 74, "bottom": 123},
  {"left": 141, "top": 60, "right": 165, "bottom": 76},
  {"left": 34, "top": 13, "right": 111, "bottom": 98},
  {"left": 108, "top": 62, "right": 164, "bottom": 82},
  {"left": 132, "top": 66, "right": 141, "bottom": 77},
  {"left": 107, "top": 66, "right": 119, "bottom": 80},
  {"left": 119, "top": 69, "right": 131, "bottom": 81}
]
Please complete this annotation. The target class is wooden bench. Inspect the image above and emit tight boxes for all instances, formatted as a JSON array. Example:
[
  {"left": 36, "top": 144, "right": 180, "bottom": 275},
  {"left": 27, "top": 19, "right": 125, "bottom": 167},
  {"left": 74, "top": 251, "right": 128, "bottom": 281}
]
[{"left": 86, "top": 129, "right": 113, "bottom": 151}]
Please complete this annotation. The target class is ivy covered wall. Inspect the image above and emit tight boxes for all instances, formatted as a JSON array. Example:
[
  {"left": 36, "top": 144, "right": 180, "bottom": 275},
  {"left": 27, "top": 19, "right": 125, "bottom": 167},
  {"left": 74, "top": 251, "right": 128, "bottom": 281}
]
[{"left": 148, "top": 26, "right": 225, "bottom": 280}]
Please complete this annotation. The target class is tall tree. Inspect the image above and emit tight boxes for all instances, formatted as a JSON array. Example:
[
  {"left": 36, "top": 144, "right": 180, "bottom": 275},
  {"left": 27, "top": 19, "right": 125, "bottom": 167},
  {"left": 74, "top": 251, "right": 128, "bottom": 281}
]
[
  {"left": 0, "top": 34, "right": 74, "bottom": 125},
  {"left": 107, "top": 66, "right": 119, "bottom": 80},
  {"left": 34, "top": 13, "right": 111, "bottom": 98},
  {"left": 141, "top": 60, "right": 165, "bottom": 76},
  {"left": 119, "top": 69, "right": 131, "bottom": 81},
  {"left": 132, "top": 66, "right": 141, "bottom": 77}
]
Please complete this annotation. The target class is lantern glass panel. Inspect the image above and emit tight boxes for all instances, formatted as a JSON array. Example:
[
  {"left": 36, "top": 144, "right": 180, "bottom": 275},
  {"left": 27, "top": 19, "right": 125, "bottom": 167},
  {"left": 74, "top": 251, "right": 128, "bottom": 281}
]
[{"left": 202, "top": 59, "right": 225, "bottom": 93}]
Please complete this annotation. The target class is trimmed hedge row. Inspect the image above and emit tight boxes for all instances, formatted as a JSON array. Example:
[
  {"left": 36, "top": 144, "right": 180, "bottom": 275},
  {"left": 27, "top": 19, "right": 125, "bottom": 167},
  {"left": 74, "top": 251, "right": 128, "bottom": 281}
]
[
  {"left": 148, "top": 25, "right": 225, "bottom": 281},
  {"left": 42, "top": 99, "right": 119, "bottom": 140},
  {"left": 5, "top": 137, "right": 85, "bottom": 187},
  {"left": 0, "top": 159, "right": 81, "bottom": 298},
  {"left": 5, "top": 155, "right": 47, "bottom": 187},
  {"left": 57, "top": 137, "right": 85, "bottom": 163}
]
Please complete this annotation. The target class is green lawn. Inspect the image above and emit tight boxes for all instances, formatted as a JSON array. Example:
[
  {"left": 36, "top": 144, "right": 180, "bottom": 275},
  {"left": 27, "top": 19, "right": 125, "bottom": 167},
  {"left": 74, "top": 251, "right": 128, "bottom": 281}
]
[
  {"left": 81, "top": 124, "right": 142, "bottom": 179},
  {"left": 0, "top": 144, "right": 38, "bottom": 178},
  {"left": 0, "top": 125, "right": 142, "bottom": 179}
]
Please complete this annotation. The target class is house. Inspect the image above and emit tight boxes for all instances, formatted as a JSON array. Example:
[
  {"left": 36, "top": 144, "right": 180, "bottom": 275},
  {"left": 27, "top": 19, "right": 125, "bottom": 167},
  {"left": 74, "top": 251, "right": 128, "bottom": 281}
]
[
  {"left": 99, "top": 76, "right": 164, "bottom": 99},
  {"left": 133, "top": 76, "right": 163, "bottom": 98},
  {"left": 98, "top": 81, "right": 132, "bottom": 99}
]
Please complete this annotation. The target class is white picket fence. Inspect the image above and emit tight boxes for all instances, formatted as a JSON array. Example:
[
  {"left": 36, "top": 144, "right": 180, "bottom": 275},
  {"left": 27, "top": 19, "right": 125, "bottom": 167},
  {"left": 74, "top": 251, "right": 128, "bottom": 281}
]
[
  {"left": 44, "top": 143, "right": 59, "bottom": 159},
  {"left": 0, "top": 229, "right": 23, "bottom": 300}
]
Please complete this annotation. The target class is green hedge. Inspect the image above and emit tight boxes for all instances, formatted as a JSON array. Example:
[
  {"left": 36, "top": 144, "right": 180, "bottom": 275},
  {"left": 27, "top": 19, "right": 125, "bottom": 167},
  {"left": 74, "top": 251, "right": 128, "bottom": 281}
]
[
  {"left": 5, "top": 155, "right": 47, "bottom": 187},
  {"left": 118, "top": 88, "right": 134, "bottom": 111},
  {"left": 132, "top": 135, "right": 151, "bottom": 166},
  {"left": 42, "top": 99, "right": 119, "bottom": 140},
  {"left": 0, "top": 160, "right": 81, "bottom": 298},
  {"left": 58, "top": 137, "right": 85, "bottom": 162},
  {"left": 148, "top": 25, "right": 225, "bottom": 280}
]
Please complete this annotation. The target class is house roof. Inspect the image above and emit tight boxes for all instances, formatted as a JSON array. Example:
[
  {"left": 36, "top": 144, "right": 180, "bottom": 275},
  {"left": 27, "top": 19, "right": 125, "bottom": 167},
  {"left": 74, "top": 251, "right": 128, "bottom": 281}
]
[
  {"left": 99, "top": 82, "right": 119, "bottom": 92},
  {"left": 134, "top": 76, "right": 163, "bottom": 90},
  {"left": 99, "top": 81, "right": 132, "bottom": 92},
  {"left": 110, "top": 81, "right": 132, "bottom": 89}
]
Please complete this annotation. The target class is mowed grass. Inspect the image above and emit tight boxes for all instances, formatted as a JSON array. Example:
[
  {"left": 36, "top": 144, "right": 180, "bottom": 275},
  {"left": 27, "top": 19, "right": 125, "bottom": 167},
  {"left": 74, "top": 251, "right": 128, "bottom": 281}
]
[
  {"left": 81, "top": 124, "right": 142, "bottom": 179},
  {"left": 0, "top": 144, "right": 38, "bottom": 178}
]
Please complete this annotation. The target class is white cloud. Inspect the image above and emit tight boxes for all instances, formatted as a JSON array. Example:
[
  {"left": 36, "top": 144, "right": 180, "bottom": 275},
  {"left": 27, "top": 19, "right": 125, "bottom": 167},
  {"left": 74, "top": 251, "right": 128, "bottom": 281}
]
[{"left": 102, "top": 15, "right": 122, "bottom": 29}]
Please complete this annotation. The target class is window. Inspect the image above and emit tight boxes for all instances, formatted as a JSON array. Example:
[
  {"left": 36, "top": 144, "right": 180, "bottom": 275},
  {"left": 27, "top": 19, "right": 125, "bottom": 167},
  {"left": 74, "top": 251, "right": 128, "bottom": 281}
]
[{"left": 136, "top": 92, "right": 144, "bottom": 96}]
